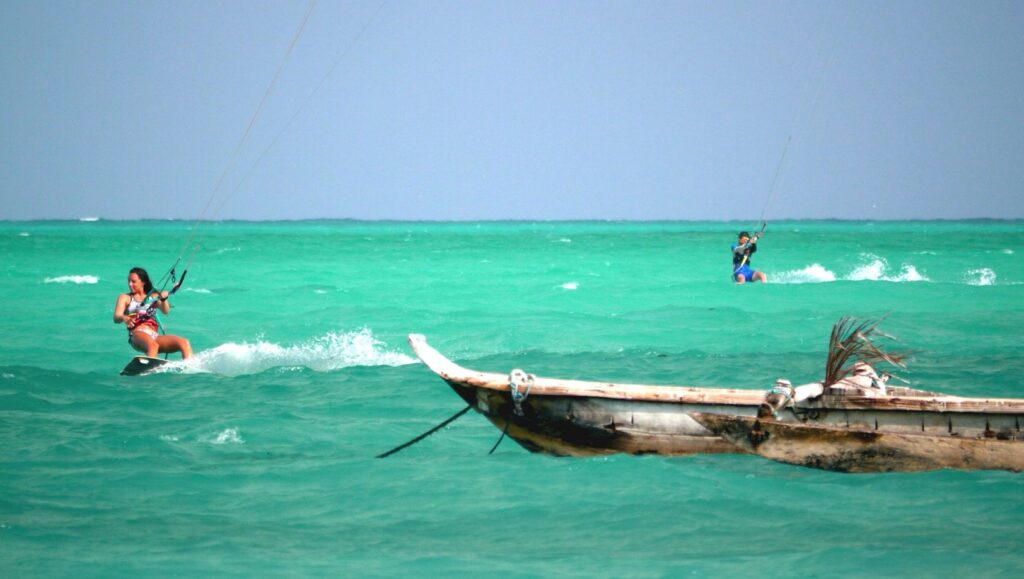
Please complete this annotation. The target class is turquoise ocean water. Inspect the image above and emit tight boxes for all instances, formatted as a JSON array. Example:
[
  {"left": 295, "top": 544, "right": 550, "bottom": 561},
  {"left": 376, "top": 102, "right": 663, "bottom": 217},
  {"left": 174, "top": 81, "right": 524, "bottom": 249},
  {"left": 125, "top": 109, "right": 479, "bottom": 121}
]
[{"left": 2, "top": 219, "right": 1023, "bottom": 576}]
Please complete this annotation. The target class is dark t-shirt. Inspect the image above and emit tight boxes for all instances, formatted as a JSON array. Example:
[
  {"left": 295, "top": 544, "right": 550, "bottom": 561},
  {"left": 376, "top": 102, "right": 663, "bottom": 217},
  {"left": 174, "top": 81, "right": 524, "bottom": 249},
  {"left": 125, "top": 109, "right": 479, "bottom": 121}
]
[{"left": 732, "top": 242, "right": 757, "bottom": 267}]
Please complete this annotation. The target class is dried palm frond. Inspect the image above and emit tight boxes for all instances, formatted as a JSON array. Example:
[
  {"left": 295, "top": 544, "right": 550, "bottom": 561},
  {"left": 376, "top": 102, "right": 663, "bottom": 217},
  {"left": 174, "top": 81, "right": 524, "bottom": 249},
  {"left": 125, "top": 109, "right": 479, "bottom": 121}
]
[{"left": 823, "top": 317, "right": 907, "bottom": 386}]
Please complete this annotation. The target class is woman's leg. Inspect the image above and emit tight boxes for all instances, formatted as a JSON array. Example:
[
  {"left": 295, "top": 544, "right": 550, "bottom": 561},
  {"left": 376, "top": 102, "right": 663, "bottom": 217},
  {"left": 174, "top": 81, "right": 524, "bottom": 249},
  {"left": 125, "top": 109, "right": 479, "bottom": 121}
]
[
  {"left": 131, "top": 332, "right": 160, "bottom": 358},
  {"left": 157, "top": 335, "right": 193, "bottom": 359}
]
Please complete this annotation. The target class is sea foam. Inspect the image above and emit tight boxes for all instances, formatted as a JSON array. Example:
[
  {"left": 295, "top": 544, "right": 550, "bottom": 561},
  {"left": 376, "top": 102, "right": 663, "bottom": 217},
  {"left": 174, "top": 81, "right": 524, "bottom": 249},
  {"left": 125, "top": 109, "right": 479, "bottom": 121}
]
[
  {"left": 181, "top": 328, "right": 415, "bottom": 376},
  {"left": 846, "top": 257, "right": 888, "bottom": 281},
  {"left": 887, "top": 265, "right": 928, "bottom": 282},
  {"left": 200, "top": 428, "right": 243, "bottom": 445},
  {"left": 44, "top": 275, "right": 99, "bottom": 284},
  {"left": 966, "top": 268, "right": 996, "bottom": 286},
  {"left": 774, "top": 264, "right": 837, "bottom": 284},
  {"left": 773, "top": 257, "right": 930, "bottom": 284},
  {"left": 847, "top": 256, "right": 929, "bottom": 282}
]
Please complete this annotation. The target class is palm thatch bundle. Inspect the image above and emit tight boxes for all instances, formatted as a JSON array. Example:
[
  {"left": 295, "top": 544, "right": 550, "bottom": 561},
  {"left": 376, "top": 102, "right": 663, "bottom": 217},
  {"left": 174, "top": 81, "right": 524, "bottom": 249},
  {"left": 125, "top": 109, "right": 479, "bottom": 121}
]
[{"left": 823, "top": 317, "right": 907, "bottom": 387}]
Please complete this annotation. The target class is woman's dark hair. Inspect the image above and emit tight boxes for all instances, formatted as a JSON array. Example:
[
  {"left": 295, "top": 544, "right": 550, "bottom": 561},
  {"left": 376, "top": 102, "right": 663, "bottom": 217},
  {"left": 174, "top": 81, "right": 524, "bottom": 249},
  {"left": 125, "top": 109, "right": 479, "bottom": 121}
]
[{"left": 129, "top": 267, "right": 153, "bottom": 294}]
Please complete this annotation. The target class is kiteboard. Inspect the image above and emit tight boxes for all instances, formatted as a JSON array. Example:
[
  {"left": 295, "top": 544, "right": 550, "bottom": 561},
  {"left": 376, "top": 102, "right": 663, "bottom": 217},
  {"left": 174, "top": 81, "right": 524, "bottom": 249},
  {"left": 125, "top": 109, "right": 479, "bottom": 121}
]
[{"left": 120, "top": 356, "right": 169, "bottom": 376}]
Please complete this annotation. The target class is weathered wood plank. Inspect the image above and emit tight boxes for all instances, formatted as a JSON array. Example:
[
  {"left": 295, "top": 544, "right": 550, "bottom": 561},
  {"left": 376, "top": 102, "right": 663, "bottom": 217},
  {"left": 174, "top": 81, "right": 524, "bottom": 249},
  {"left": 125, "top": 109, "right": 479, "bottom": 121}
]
[{"left": 692, "top": 412, "right": 1024, "bottom": 473}]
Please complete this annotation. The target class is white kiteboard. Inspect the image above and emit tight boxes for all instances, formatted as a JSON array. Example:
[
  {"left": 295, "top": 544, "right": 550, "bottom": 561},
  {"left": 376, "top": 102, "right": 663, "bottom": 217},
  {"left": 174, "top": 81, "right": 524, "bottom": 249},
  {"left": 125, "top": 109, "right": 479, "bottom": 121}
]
[{"left": 120, "top": 356, "right": 169, "bottom": 376}]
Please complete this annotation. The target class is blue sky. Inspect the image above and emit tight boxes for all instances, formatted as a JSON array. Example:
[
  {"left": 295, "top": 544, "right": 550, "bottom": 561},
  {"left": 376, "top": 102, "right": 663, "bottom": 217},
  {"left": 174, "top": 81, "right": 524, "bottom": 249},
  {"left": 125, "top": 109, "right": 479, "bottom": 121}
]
[{"left": 2, "top": 0, "right": 1022, "bottom": 220}]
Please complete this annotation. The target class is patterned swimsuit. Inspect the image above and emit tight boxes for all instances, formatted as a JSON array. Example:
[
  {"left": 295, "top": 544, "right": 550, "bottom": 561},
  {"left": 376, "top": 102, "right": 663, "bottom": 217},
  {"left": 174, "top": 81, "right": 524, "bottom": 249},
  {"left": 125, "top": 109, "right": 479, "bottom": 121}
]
[{"left": 125, "top": 294, "right": 160, "bottom": 341}]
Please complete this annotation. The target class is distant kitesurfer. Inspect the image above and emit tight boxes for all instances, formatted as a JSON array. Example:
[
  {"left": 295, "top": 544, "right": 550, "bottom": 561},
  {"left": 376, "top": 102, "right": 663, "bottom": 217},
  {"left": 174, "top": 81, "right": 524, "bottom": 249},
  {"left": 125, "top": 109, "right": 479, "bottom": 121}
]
[
  {"left": 113, "top": 267, "right": 192, "bottom": 359},
  {"left": 732, "top": 231, "right": 767, "bottom": 284}
]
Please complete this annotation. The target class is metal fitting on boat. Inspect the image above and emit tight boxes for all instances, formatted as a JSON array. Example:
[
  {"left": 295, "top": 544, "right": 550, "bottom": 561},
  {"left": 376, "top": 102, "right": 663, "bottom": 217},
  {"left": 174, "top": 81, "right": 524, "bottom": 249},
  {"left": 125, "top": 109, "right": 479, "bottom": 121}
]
[{"left": 508, "top": 369, "right": 535, "bottom": 416}]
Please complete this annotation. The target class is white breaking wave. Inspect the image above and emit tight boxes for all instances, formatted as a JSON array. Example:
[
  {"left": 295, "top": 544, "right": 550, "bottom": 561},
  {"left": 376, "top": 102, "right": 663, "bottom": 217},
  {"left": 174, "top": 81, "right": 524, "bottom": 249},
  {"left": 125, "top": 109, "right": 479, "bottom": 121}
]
[
  {"left": 773, "top": 257, "right": 928, "bottom": 284},
  {"left": 966, "top": 268, "right": 997, "bottom": 286},
  {"left": 45, "top": 275, "right": 99, "bottom": 284},
  {"left": 201, "top": 428, "right": 243, "bottom": 445},
  {"left": 178, "top": 328, "right": 415, "bottom": 376},
  {"left": 846, "top": 257, "right": 888, "bottom": 281},
  {"left": 561, "top": 282, "right": 579, "bottom": 290},
  {"left": 887, "top": 264, "right": 928, "bottom": 282},
  {"left": 79, "top": 216, "right": 100, "bottom": 222},
  {"left": 1003, "top": 249, "right": 1014, "bottom": 255},
  {"left": 774, "top": 264, "right": 837, "bottom": 284},
  {"left": 185, "top": 288, "right": 212, "bottom": 294},
  {"left": 18, "top": 232, "right": 29, "bottom": 237},
  {"left": 847, "top": 256, "right": 929, "bottom": 282}
]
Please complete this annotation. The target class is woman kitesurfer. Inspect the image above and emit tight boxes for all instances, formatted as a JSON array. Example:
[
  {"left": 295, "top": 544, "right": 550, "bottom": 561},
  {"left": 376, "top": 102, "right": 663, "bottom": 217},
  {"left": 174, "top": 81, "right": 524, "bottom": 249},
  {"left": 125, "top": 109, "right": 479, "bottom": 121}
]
[
  {"left": 113, "top": 267, "right": 192, "bottom": 359},
  {"left": 732, "top": 231, "right": 768, "bottom": 284}
]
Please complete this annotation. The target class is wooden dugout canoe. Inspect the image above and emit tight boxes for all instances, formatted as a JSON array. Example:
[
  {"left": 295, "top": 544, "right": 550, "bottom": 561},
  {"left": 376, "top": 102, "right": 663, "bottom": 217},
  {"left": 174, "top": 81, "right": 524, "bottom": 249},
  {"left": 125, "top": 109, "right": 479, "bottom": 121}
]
[
  {"left": 409, "top": 334, "right": 1024, "bottom": 471},
  {"left": 408, "top": 334, "right": 764, "bottom": 456}
]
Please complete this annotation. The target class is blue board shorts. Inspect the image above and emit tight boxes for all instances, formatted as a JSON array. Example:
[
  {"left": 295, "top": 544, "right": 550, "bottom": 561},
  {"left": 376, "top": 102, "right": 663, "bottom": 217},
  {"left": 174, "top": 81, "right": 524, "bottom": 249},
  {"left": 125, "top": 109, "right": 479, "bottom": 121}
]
[{"left": 733, "top": 265, "right": 757, "bottom": 281}]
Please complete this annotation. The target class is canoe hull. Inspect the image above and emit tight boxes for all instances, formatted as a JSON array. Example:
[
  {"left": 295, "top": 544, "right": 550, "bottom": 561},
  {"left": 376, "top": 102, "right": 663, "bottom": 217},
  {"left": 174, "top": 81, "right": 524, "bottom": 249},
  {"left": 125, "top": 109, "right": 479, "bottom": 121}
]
[
  {"left": 409, "top": 334, "right": 1024, "bottom": 470},
  {"left": 449, "top": 379, "right": 750, "bottom": 456},
  {"left": 693, "top": 412, "right": 1024, "bottom": 473}
]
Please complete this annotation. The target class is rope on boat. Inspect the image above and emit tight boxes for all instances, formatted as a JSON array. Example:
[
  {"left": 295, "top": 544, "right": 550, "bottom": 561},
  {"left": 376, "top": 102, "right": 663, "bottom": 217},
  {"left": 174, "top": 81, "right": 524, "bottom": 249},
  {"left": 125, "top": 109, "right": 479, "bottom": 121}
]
[
  {"left": 375, "top": 404, "right": 472, "bottom": 458},
  {"left": 770, "top": 381, "right": 795, "bottom": 403},
  {"left": 759, "top": 379, "right": 796, "bottom": 418},
  {"left": 488, "top": 422, "right": 510, "bottom": 455},
  {"left": 509, "top": 369, "right": 534, "bottom": 416}
]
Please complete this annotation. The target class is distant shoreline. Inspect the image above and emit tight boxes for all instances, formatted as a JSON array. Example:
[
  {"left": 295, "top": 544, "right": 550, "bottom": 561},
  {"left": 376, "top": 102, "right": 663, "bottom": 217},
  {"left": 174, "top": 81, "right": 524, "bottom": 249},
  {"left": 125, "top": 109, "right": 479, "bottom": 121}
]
[{"left": 3, "top": 217, "right": 1024, "bottom": 224}]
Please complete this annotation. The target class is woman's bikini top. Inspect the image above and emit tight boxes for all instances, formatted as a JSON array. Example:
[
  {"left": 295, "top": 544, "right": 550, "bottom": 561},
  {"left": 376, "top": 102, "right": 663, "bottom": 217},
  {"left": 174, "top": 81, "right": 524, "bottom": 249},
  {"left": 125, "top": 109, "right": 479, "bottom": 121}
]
[{"left": 125, "top": 293, "right": 160, "bottom": 332}]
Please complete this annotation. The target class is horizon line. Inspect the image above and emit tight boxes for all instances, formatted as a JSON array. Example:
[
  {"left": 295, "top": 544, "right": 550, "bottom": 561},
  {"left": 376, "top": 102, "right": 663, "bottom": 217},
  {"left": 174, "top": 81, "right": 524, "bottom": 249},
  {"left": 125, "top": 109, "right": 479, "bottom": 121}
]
[{"left": 3, "top": 217, "right": 1024, "bottom": 224}]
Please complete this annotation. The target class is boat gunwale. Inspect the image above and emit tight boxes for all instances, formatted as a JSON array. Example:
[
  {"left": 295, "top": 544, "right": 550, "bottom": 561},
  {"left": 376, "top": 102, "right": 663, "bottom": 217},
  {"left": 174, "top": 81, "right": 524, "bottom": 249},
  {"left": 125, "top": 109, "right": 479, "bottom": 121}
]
[{"left": 408, "top": 334, "right": 1024, "bottom": 414}]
